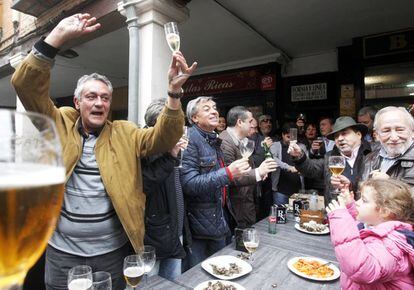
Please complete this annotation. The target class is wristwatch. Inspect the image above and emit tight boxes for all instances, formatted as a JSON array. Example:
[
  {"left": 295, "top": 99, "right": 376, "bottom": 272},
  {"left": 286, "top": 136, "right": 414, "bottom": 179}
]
[{"left": 168, "top": 88, "right": 184, "bottom": 99}]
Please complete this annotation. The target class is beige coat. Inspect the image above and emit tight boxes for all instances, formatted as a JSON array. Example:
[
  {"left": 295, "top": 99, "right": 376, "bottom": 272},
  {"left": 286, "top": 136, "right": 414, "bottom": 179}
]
[{"left": 11, "top": 53, "right": 184, "bottom": 251}]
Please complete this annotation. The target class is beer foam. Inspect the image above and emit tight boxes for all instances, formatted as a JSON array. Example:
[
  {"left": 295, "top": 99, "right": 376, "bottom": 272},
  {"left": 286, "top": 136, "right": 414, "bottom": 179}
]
[
  {"left": 0, "top": 163, "right": 65, "bottom": 189},
  {"left": 124, "top": 266, "right": 144, "bottom": 277}
]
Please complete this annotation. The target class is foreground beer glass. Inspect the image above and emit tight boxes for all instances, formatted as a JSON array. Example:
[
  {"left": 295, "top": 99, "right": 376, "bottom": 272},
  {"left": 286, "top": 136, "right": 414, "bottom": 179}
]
[{"left": 0, "top": 110, "right": 65, "bottom": 290}]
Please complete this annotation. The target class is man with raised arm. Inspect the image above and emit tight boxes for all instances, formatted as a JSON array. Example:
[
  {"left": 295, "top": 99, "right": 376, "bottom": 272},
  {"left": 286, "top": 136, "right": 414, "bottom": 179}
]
[{"left": 11, "top": 13, "right": 196, "bottom": 290}]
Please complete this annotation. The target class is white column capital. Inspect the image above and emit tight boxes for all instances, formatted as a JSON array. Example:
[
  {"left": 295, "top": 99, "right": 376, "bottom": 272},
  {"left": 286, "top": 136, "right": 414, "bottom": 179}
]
[
  {"left": 9, "top": 52, "right": 27, "bottom": 69},
  {"left": 118, "top": 0, "right": 189, "bottom": 27}
]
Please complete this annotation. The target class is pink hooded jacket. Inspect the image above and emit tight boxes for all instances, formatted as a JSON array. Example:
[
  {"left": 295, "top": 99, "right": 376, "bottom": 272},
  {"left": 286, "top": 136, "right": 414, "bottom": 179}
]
[{"left": 328, "top": 202, "right": 414, "bottom": 290}]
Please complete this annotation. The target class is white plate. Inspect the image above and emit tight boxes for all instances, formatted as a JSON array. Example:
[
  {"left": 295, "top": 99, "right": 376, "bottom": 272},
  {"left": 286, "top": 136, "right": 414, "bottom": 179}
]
[
  {"left": 194, "top": 280, "right": 246, "bottom": 290},
  {"left": 287, "top": 256, "right": 340, "bottom": 281},
  {"left": 295, "top": 223, "right": 330, "bottom": 235},
  {"left": 201, "top": 255, "right": 252, "bottom": 280}
]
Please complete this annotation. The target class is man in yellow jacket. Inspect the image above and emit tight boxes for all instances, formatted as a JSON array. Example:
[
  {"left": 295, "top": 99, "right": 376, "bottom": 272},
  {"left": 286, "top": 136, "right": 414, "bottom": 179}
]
[{"left": 11, "top": 13, "right": 196, "bottom": 290}]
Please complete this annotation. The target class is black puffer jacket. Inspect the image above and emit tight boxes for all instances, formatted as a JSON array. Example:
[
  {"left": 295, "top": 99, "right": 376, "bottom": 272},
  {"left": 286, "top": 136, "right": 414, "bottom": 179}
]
[{"left": 142, "top": 153, "right": 187, "bottom": 259}]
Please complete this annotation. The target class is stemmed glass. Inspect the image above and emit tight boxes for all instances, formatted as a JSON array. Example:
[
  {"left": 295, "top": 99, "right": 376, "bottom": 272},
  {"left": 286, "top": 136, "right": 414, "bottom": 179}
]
[
  {"left": 328, "top": 156, "right": 346, "bottom": 200},
  {"left": 0, "top": 110, "right": 65, "bottom": 290},
  {"left": 123, "top": 255, "right": 144, "bottom": 290},
  {"left": 92, "top": 271, "right": 111, "bottom": 290},
  {"left": 141, "top": 245, "right": 156, "bottom": 285},
  {"left": 240, "top": 139, "right": 255, "bottom": 159},
  {"left": 243, "top": 228, "right": 259, "bottom": 260},
  {"left": 178, "top": 126, "right": 189, "bottom": 168},
  {"left": 68, "top": 265, "right": 93, "bottom": 290},
  {"left": 164, "top": 22, "right": 188, "bottom": 79}
]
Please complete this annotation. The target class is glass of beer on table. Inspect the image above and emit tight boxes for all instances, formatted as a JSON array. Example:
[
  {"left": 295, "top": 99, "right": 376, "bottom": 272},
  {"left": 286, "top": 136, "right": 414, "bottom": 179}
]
[
  {"left": 0, "top": 110, "right": 65, "bottom": 290},
  {"left": 123, "top": 255, "right": 145, "bottom": 289}
]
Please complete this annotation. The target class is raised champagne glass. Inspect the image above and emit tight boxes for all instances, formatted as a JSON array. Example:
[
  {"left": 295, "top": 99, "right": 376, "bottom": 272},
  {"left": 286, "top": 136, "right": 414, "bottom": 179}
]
[
  {"left": 242, "top": 228, "right": 259, "bottom": 260},
  {"left": 0, "top": 110, "right": 65, "bottom": 290},
  {"left": 328, "top": 156, "right": 346, "bottom": 200},
  {"left": 164, "top": 22, "right": 188, "bottom": 79},
  {"left": 123, "top": 255, "right": 144, "bottom": 289}
]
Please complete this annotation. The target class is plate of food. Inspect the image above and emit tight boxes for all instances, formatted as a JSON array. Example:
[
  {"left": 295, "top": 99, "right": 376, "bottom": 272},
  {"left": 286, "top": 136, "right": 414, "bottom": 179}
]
[
  {"left": 201, "top": 255, "right": 252, "bottom": 280},
  {"left": 287, "top": 256, "right": 340, "bottom": 281},
  {"left": 295, "top": 221, "right": 330, "bottom": 235},
  {"left": 194, "top": 280, "right": 246, "bottom": 290}
]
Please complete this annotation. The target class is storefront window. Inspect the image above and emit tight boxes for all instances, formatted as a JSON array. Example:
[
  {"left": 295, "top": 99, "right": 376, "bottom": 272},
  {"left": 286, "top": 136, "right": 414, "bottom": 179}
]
[{"left": 364, "top": 62, "right": 414, "bottom": 99}]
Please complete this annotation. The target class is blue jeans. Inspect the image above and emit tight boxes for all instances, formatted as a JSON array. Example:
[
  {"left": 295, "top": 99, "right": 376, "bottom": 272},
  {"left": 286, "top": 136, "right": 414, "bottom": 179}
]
[
  {"left": 149, "top": 258, "right": 181, "bottom": 281},
  {"left": 186, "top": 238, "right": 226, "bottom": 269},
  {"left": 273, "top": 192, "right": 289, "bottom": 206},
  {"left": 45, "top": 243, "right": 133, "bottom": 290}
]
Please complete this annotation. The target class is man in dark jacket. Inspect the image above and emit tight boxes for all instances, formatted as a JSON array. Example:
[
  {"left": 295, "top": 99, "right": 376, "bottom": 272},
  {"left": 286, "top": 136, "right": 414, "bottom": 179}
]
[
  {"left": 142, "top": 99, "right": 189, "bottom": 280},
  {"left": 289, "top": 117, "right": 370, "bottom": 204},
  {"left": 180, "top": 97, "right": 250, "bottom": 269},
  {"left": 219, "top": 106, "right": 277, "bottom": 228}
]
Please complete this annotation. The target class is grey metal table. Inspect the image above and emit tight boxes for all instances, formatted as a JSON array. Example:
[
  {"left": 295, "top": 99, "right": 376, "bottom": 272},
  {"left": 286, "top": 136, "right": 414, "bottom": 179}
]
[
  {"left": 175, "top": 215, "right": 341, "bottom": 289},
  {"left": 136, "top": 274, "right": 191, "bottom": 289}
]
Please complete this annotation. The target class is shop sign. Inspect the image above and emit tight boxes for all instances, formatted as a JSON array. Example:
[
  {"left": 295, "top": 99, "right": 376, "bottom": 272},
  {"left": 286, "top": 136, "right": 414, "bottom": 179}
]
[
  {"left": 183, "top": 69, "right": 262, "bottom": 97},
  {"left": 291, "top": 83, "right": 327, "bottom": 102},
  {"left": 363, "top": 29, "right": 414, "bottom": 58},
  {"left": 261, "top": 74, "right": 276, "bottom": 90}
]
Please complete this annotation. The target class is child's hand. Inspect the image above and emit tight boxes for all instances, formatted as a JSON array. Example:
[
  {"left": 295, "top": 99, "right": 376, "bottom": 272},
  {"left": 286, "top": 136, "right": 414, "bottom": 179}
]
[
  {"left": 326, "top": 198, "right": 346, "bottom": 214},
  {"left": 340, "top": 188, "right": 354, "bottom": 205}
]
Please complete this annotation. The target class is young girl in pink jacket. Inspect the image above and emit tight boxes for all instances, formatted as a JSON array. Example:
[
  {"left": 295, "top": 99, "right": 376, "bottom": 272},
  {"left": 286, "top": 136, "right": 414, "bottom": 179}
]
[{"left": 326, "top": 178, "right": 414, "bottom": 289}]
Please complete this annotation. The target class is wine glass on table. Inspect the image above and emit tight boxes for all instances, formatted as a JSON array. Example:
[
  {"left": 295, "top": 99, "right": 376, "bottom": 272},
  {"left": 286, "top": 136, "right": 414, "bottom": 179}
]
[
  {"left": 0, "top": 109, "right": 65, "bottom": 290},
  {"left": 68, "top": 265, "right": 93, "bottom": 290},
  {"left": 92, "top": 271, "right": 111, "bottom": 290},
  {"left": 140, "top": 245, "right": 156, "bottom": 285},
  {"left": 243, "top": 228, "right": 259, "bottom": 260},
  {"left": 239, "top": 139, "right": 255, "bottom": 159},
  {"left": 328, "top": 156, "right": 346, "bottom": 200},
  {"left": 123, "top": 255, "right": 144, "bottom": 290},
  {"left": 178, "top": 126, "right": 189, "bottom": 168}
]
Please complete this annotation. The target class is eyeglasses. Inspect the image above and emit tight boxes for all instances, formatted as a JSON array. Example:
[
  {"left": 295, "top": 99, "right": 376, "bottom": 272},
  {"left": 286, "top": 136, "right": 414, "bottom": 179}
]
[{"left": 261, "top": 119, "right": 272, "bottom": 123}]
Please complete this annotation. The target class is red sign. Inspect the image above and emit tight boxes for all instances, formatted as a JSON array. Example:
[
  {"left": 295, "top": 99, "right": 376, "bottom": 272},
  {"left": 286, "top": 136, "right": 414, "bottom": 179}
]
[
  {"left": 183, "top": 69, "right": 263, "bottom": 97},
  {"left": 261, "top": 74, "right": 276, "bottom": 90}
]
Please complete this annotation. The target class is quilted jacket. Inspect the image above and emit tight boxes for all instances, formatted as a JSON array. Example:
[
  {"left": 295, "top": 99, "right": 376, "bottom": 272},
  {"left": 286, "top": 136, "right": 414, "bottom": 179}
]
[{"left": 180, "top": 125, "right": 231, "bottom": 240}]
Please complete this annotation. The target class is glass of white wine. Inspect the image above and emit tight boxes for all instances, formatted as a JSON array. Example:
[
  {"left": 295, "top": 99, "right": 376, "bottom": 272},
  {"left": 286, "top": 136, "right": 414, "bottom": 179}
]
[
  {"left": 164, "top": 21, "right": 188, "bottom": 80},
  {"left": 240, "top": 139, "right": 255, "bottom": 159},
  {"left": 67, "top": 265, "right": 93, "bottom": 290},
  {"left": 123, "top": 255, "right": 144, "bottom": 290},
  {"left": 328, "top": 156, "right": 346, "bottom": 200},
  {"left": 243, "top": 228, "right": 259, "bottom": 260}
]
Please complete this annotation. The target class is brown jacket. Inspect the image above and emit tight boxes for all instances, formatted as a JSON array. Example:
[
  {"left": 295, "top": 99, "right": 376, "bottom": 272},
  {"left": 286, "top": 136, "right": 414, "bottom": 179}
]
[
  {"left": 11, "top": 53, "right": 184, "bottom": 252},
  {"left": 219, "top": 130, "right": 258, "bottom": 227}
]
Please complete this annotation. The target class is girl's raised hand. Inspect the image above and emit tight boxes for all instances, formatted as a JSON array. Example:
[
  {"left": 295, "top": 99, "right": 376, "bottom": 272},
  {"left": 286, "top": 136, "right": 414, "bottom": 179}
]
[{"left": 326, "top": 198, "right": 346, "bottom": 214}]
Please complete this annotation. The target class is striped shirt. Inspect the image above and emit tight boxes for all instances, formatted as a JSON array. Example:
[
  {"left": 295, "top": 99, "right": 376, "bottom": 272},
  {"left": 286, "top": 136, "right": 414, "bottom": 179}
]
[{"left": 49, "top": 133, "right": 128, "bottom": 256}]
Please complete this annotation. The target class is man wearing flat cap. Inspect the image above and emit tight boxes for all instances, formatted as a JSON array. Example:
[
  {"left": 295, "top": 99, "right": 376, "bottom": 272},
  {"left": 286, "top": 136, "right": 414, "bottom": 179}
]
[{"left": 288, "top": 116, "right": 371, "bottom": 204}]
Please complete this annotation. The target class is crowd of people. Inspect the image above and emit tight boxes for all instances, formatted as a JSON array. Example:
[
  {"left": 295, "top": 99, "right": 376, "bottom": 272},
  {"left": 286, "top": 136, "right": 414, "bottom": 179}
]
[{"left": 11, "top": 13, "right": 414, "bottom": 290}]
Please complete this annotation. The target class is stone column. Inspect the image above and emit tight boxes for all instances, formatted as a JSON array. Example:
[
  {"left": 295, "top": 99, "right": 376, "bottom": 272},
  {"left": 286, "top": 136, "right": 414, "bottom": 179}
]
[
  {"left": 9, "top": 52, "right": 27, "bottom": 112},
  {"left": 118, "top": 0, "right": 189, "bottom": 126}
]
